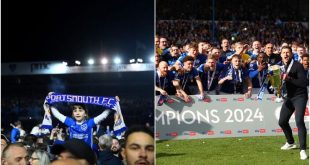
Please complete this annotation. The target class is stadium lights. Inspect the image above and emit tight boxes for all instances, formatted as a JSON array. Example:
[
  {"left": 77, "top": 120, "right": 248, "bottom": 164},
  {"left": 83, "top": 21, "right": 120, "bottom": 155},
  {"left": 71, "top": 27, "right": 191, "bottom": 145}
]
[
  {"left": 87, "top": 59, "right": 95, "bottom": 65},
  {"left": 62, "top": 61, "right": 68, "bottom": 66},
  {"left": 137, "top": 58, "right": 143, "bottom": 63},
  {"left": 129, "top": 59, "right": 135, "bottom": 63},
  {"left": 150, "top": 56, "right": 155, "bottom": 62},
  {"left": 75, "top": 60, "right": 81, "bottom": 65},
  {"left": 101, "top": 58, "right": 108, "bottom": 64},
  {"left": 114, "top": 57, "right": 121, "bottom": 64}
]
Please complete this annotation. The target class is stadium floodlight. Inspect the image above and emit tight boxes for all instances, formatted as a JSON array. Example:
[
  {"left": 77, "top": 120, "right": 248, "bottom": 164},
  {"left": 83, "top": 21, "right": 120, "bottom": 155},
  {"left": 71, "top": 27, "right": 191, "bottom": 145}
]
[
  {"left": 62, "top": 61, "right": 68, "bottom": 66},
  {"left": 75, "top": 60, "right": 81, "bottom": 65},
  {"left": 114, "top": 57, "right": 121, "bottom": 64},
  {"left": 129, "top": 59, "right": 135, "bottom": 63},
  {"left": 88, "top": 59, "right": 95, "bottom": 65},
  {"left": 150, "top": 56, "right": 155, "bottom": 62},
  {"left": 101, "top": 58, "right": 108, "bottom": 64},
  {"left": 137, "top": 58, "right": 143, "bottom": 63}
]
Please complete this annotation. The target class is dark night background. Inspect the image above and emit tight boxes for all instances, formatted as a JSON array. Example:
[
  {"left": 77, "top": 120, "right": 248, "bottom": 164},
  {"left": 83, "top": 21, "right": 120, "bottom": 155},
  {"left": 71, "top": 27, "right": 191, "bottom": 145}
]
[
  {"left": 1, "top": 0, "right": 155, "bottom": 133},
  {"left": 2, "top": 0, "right": 154, "bottom": 63}
]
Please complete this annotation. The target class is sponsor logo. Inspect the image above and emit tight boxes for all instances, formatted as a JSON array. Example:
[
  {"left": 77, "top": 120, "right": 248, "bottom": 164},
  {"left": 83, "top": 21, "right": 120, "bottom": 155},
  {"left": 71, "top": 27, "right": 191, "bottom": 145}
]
[
  {"left": 259, "top": 129, "right": 266, "bottom": 133},
  {"left": 207, "top": 130, "right": 215, "bottom": 135},
  {"left": 166, "top": 132, "right": 178, "bottom": 137},
  {"left": 221, "top": 130, "right": 232, "bottom": 134},
  {"left": 216, "top": 98, "right": 228, "bottom": 102},
  {"left": 203, "top": 98, "right": 211, "bottom": 103},
  {"left": 233, "top": 98, "right": 244, "bottom": 102},
  {"left": 276, "top": 128, "right": 283, "bottom": 133},
  {"left": 237, "top": 130, "right": 249, "bottom": 134},
  {"left": 189, "top": 131, "right": 196, "bottom": 136}
]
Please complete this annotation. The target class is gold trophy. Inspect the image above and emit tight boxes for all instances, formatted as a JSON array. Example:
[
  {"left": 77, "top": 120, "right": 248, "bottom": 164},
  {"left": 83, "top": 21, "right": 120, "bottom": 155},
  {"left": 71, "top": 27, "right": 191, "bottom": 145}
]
[{"left": 268, "top": 65, "right": 283, "bottom": 102}]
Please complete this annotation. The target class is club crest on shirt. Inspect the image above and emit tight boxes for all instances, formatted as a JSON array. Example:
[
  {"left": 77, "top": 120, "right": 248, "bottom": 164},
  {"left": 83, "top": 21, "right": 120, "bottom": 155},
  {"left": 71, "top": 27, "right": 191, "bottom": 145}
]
[{"left": 81, "top": 124, "right": 88, "bottom": 131}]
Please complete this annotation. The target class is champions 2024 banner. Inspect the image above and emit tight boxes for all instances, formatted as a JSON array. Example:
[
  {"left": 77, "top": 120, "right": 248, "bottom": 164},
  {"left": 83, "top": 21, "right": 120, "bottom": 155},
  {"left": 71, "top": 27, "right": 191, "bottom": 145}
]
[
  {"left": 42, "top": 93, "right": 126, "bottom": 139},
  {"left": 156, "top": 94, "right": 309, "bottom": 140}
]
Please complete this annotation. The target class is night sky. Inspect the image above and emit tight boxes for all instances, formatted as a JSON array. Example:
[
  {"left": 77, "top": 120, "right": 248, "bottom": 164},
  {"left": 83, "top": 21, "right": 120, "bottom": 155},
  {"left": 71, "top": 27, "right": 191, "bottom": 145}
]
[{"left": 2, "top": 0, "right": 154, "bottom": 63}]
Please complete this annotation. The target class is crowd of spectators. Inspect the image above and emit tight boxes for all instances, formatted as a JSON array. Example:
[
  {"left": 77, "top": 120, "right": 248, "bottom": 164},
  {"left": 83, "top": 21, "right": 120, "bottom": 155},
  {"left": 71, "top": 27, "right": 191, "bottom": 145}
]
[
  {"left": 155, "top": 36, "right": 309, "bottom": 104},
  {"left": 157, "top": 0, "right": 308, "bottom": 22},
  {"left": 156, "top": 20, "right": 308, "bottom": 50},
  {"left": 1, "top": 124, "right": 154, "bottom": 165},
  {"left": 1, "top": 95, "right": 153, "bottom": 135}
]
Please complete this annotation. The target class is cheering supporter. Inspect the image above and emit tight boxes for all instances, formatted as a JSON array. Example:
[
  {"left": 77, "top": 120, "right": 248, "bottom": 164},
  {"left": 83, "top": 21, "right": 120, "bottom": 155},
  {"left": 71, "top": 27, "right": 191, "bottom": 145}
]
[
  {"left": 264, "top": 43, "right": 281, "bottom": 65},
  {"left": 158, "top": 37, "right": 170, "bottom": 56},
  {"left": 49, "top": 127, "right": 66, "bottom": 145},
  {"left": 294, "top": 45, "right": 306, "bottom": 62},
  {"left": 248, "top": 40, "right": 262, "bottom": 59},
  {"left": 248, "top": 52, "right": 268, "bottom": 94},
  {"left": 175, "top": 42, "right": 207, "bottom": 69},
  {"left": 155, "top": 61, "right": 176, "bottom": 96},
  {"left": 227, "top": 42, "right": 251, "bottom": 66},
  {"left": 198, "top": 55, "right": 224, "bottom": 94},
  {"left": 44, "top": 94, "right": 111, "bottom": 149},
  {"left": 29, "top": 149, "right": 51, "bottom": 165},
  {"left": 218, "top": 54, "right": 252, "bottom": 98},
  {"left": 97, "top": 134, "right": 123, "bottom": 165},
  {"left": 173, "top": 56, "right": 205, "bottom": 102},
  {"left": 111, "top": 137, "right": 122, "bottom": 158},
  {"left": 160, "top": 45, "right": 181, "bottom": 68},
  {"left": 219, "top": 39, "right": 233, "bottom": 64},
  {"left": 198, "top": 41, "right": 209, "bottom": 57},
  {"left": 1, "top": 143, "right": 29, "bottom": 165},
  {"left": 10, "top": 120, "right": 22, "bottom": 143},
  {"left": 209, "top": 47, "right": 221, "bottom": 62},
  {"left": 121, "top": 125, "right": 154, "bottom": 165}
]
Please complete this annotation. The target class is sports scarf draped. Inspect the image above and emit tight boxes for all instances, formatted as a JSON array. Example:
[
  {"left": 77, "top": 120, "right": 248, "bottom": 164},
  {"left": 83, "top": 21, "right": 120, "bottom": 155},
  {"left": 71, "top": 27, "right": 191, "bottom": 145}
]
[{"left": 41, "top": 93, "right": 127, "bottom": 139}]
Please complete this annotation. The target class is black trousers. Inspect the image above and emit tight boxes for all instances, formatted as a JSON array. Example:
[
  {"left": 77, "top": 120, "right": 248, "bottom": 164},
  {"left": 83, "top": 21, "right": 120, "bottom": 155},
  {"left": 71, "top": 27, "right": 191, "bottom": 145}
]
[{"left": 278, "top": 95, "right": 307, "bottom": 150}]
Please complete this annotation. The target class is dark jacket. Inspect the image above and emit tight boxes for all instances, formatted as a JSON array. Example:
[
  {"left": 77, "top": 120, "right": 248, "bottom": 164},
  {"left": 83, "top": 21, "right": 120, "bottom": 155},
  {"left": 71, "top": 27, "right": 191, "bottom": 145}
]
[
  {"left": 283, "top": 60, "right": 308, "bottom": 98},
  {"left": 98, "top": 149, "right": 123, "bottom": 165}
]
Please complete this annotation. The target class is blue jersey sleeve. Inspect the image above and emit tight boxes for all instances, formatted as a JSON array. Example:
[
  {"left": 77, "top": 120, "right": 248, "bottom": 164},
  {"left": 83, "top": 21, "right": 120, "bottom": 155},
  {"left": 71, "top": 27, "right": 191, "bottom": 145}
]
[
  {"left": 248, "top": 62, "right": 259, "bottom": 79},
  {"left": 10, "top": 128, "right": 19, "bottom": 143},
  {"left": 87, "top": 118, "right": 96, "bottom": 128},
  {"left": 64, "top": 117, "right": 75, "bottom": 127},
  {"left": 198, "top": 64, "right": 205, "bottom": 73},
  {"left": 192, "top": 68, "right": 199, "bottom": 78}
]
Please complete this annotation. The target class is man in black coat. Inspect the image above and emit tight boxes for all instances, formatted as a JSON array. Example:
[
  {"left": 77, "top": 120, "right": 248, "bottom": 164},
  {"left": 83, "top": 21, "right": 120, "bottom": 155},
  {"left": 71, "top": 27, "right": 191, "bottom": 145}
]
[
  {"left": 98, "top": 134, "right": 123, "bottom": 165},
  {"left": 277, "top": 46, "right": 308, "bottom": 160}
]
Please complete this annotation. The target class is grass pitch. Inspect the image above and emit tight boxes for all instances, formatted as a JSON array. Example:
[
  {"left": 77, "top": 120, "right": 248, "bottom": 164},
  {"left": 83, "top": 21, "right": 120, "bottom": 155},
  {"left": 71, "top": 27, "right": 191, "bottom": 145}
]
[{"left": 156, "top": 136, "right": 309, "bottom": 165}]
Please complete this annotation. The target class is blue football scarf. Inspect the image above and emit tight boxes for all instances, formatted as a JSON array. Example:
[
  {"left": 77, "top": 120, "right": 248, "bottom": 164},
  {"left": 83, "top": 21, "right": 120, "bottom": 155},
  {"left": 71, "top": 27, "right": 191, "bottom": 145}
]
[{"left": 42, "top": 93, "right": 127, "bottom": 139}]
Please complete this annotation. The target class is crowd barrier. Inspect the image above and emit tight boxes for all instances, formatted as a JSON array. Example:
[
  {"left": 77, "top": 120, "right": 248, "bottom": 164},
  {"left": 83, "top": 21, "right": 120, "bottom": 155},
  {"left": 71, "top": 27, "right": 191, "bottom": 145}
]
[{"left": 156, "top": 94, "right": 309, "bottom": 140}]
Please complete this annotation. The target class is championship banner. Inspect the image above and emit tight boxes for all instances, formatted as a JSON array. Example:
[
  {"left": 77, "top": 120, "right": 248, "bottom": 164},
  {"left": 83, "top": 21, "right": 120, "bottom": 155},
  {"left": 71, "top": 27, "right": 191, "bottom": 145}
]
[{"left": 156, "top": 94, "right": 309, "bottom": 140}]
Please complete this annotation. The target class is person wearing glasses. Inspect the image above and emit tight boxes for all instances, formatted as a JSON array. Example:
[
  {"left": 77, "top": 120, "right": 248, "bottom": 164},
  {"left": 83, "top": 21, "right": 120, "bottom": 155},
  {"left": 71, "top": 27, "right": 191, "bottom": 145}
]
[{"left": 29, "top": 149, "right": 50, "bottom": 165}]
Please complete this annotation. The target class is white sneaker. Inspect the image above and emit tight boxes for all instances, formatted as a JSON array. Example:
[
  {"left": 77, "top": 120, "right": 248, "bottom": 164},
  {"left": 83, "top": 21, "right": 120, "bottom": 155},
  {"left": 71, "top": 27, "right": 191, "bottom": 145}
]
[
  {"left": 280, "top": 142, "right": 297, "bottom": 150},
  {"left": 300, "top": 150, "right": 308, "bottom": 160}
]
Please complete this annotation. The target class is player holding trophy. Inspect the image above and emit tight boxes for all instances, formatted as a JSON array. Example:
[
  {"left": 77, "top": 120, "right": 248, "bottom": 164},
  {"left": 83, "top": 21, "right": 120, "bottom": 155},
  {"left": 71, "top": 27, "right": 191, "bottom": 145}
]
[{"left": 277, "top": 46, "right": 308, "bottom": 160}]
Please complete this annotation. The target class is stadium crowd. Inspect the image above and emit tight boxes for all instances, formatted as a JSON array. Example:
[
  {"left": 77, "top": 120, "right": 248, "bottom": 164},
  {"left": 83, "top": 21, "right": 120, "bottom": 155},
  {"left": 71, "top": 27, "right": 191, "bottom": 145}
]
[
  {"left": 155, "top": 36, "right": 309, "bottom": 103},
  {"left": 155, "top": 0, "right": 308, "bottom": 104},
  {"left": 1, "top": 119, "right": 154, "bottom": 165},
  {"left": 1, "top": 94, "right": 154, "bottom": 164}
]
